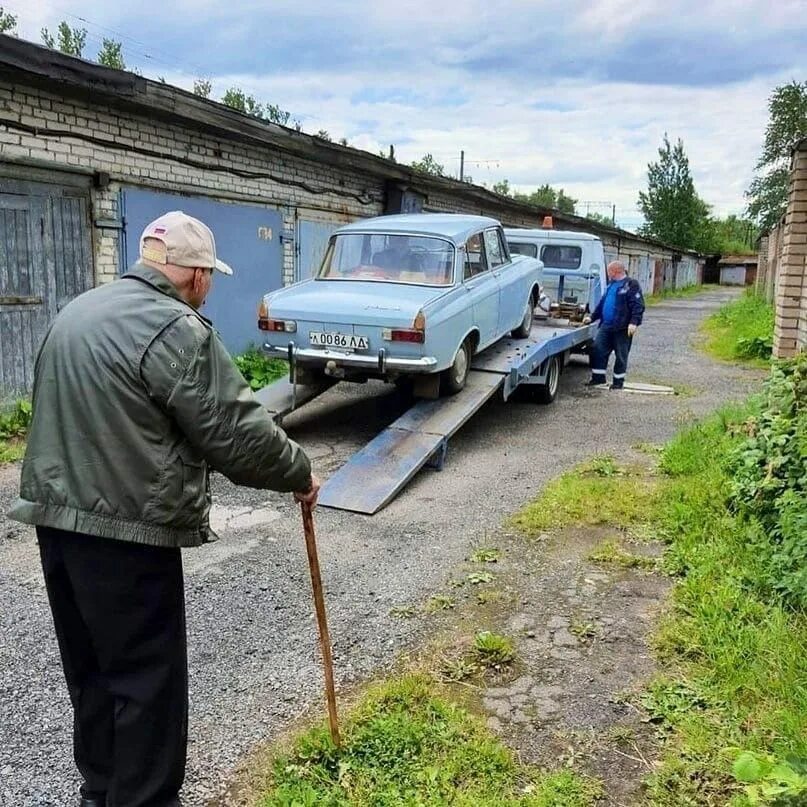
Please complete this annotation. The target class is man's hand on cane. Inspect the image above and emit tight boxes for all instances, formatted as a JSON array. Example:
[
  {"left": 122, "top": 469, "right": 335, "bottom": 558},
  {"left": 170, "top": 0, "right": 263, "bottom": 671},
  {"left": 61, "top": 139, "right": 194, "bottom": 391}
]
[
  {"left": 627, "top": 324, "right": 638, "bottom": 337},
  {"left": 295, "top": 473, "right": 321, "bottom": 506}
]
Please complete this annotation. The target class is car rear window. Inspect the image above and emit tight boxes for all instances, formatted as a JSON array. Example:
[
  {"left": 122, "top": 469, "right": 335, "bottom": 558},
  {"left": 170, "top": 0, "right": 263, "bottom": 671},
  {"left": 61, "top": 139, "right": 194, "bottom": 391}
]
[
  {"left": 319, "top": 233, "right": 455, "bottom": 286},
  {"left": 508, "top": 242, "right": 538, "bottom": 258},
  {"left": 540, "top": 244, "right": 582, "bottom": 270}
]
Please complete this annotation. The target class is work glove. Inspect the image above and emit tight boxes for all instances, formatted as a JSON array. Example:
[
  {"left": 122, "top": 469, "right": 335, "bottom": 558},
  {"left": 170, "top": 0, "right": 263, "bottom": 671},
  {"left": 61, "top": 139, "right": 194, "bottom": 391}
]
[
  {"left": 627, "top": 324, "right": 638, "bottom": 337},
  {"left": 582, "top": 315, "right": 592, "bottom": 325}
]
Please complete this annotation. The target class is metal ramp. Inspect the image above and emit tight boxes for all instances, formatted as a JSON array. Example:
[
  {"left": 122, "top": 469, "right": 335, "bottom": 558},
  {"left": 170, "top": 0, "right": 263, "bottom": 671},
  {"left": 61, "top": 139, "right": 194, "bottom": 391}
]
[{"left": 318, "top": 371, "right": 504, "bottom": 514}]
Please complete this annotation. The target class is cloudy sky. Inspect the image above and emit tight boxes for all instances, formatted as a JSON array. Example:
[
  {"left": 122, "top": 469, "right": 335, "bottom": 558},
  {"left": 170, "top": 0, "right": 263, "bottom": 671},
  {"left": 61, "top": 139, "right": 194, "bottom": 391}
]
[{"left": 10, "top": 0, "right": 806, "bottom": 229}]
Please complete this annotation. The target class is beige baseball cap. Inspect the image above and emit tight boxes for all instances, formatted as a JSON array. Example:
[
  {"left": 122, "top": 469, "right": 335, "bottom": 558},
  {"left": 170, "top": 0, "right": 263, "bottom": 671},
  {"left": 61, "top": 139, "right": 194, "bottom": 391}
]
[{"left": 139, "top": 211, "right": 234, "bottom": 275}]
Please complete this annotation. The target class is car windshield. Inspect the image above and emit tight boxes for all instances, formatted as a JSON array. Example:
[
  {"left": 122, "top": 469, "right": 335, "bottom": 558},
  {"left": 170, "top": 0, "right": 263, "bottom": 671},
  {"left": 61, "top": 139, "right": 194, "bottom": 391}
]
[{"left": 318, "top": 233, "right": 455, "bottom": 286}]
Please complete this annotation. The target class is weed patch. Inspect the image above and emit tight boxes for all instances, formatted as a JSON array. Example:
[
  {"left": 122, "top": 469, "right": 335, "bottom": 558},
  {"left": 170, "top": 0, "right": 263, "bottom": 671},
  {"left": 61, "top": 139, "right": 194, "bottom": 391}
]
[
  {"left": 259, "top": 675, "right": 601, "bottom": 806},
  {"left": 700, "top": 291, "right": 774, "bottom": 365},
  {"left": 588, "top": 539, "right": 657, "bottom": 571},
  {"left": 470, "top": 547, "right": 501, "bottom": 564},
  {"left": 642, "top": 359, "right": 807, "bottom": 804},
  {"left": 0, "top": 399, "right": 32, "bottom": 464},
  {"left": 472, "top": 631, "right": 515, "bottom": 668},
  {"left": 512, "top": 458, "right": 655, "bottom": 535},
  {"left": 233, "top": 347, "right": 288, "bottom": 390}
]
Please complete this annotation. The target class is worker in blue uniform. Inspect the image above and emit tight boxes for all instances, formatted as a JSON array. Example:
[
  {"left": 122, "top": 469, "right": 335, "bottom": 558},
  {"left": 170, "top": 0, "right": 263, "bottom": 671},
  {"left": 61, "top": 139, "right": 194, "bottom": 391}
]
[{"left": 584, "top": 260, "right": 645, "bottom": 390}]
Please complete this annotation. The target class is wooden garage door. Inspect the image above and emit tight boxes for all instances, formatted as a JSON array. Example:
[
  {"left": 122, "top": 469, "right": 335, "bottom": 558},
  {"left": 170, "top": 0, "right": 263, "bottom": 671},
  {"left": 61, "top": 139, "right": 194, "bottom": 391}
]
[{"left": 0, "top": 178, "right": 92, "bottom": 399}]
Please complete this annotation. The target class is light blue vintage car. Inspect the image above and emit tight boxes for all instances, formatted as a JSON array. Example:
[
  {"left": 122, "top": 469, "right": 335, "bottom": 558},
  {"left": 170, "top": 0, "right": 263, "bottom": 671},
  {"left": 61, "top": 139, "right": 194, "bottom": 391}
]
[{"left": 259, "top": 214, "right": 543, "bottom": 395}]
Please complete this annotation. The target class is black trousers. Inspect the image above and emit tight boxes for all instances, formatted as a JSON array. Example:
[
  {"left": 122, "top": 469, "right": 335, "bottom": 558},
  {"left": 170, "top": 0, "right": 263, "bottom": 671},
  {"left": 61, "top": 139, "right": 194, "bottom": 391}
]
[
  {"left": 37, "top": 527, "right": 187, "bottom": 807},
  {"left": 591, "top": 326, "right": 633, "bottom": 385}
]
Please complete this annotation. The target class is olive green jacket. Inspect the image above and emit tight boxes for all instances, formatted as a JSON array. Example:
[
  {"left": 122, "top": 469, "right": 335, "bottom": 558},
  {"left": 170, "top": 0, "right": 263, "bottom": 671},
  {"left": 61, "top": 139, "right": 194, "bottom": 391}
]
[{"left": 9, "top": 263, "right": 311, "bottom": 548}]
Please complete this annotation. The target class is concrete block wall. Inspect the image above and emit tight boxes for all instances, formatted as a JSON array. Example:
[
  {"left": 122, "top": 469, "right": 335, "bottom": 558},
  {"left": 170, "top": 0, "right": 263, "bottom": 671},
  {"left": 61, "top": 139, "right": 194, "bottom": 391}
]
[{"left": 773, "top": 141, "right": 807, "bottom": 358}]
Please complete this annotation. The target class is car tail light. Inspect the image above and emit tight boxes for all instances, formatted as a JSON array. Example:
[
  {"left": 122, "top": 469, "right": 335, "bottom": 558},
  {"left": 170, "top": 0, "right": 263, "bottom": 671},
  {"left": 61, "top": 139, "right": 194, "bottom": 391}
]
[
  {"left": 383, "top": 328, "right": 424, "bottom": 343},
  {"left": 259, "top": 318, "right": 297, "bottom": 333}
]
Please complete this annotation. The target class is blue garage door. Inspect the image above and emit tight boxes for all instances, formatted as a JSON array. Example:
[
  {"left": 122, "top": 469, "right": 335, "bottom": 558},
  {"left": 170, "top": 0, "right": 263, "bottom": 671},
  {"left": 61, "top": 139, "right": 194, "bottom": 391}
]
[{"left": 121, "top": 188, "right": 283, "bottom": 353}]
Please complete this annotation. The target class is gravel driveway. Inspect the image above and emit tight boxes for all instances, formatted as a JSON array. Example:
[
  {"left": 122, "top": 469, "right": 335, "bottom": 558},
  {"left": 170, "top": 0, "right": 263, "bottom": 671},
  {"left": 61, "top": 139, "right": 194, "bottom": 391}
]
[{"left": 0, "top": 289, "right": 763, "bottom": 806}]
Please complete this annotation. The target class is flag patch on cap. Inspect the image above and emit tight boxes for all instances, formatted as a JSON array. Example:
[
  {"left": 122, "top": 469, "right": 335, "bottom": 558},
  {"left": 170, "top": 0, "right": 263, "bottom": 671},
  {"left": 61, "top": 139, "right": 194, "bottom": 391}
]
[{"left": 152, "top": 226, "right": 167, "bottom": 234}]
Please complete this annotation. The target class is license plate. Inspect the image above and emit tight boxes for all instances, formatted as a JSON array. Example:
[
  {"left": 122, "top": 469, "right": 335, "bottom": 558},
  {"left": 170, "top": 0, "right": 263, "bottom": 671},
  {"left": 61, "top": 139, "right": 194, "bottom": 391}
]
[{"left": 309, "top": 331, "right": 369, "bottom": 350}]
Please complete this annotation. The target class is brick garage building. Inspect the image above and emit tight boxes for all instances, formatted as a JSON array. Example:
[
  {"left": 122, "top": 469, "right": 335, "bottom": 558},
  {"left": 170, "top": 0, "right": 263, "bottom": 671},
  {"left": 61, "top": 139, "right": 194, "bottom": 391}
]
[
  {"left": 757, "top": 138, "right": 807, "bottom": 358},
  {"left": 0, "top": 35, "right": 703, "bottom": 397}
]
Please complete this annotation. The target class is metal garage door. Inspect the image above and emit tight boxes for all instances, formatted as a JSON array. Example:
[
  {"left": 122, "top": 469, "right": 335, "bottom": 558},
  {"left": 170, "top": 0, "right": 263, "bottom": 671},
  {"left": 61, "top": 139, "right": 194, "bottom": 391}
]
[
  {"left": 121, "top": 189, "right": 283, "bottom": 354},
  {"left": 296, "top": 210, "right": 355, "bottom": 282},
  {"left": 0, "top": 177, "right": 93, "bottom": 399}
]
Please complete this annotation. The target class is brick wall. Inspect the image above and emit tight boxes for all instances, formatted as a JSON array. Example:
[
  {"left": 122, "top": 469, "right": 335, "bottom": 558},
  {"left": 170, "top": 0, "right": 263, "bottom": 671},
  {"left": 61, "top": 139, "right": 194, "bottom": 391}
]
[
  {"left": 0, "top": 82, "right": 385, "bottom": 287},
  {"left": 0, "top": 73, "right": 701, "bottom": 293},
  {"left": 773, "top": 140, "right": 807, "bottom": 358}
]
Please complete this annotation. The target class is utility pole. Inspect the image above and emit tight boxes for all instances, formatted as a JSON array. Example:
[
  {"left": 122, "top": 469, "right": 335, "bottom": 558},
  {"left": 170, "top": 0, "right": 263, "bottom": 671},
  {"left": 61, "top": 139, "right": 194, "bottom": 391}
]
[
  {"left": 612, "top": 204, "right": 616, "bottom": 225},
  {"left": 459, "top": 150, "right": 465, "bottom": 182}
]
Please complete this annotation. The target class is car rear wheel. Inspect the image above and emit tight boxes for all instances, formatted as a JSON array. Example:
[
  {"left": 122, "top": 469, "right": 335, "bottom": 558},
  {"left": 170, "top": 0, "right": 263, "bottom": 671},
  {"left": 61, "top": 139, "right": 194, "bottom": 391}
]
[
  {"left": 441, "top": 338, "right": 471, "bottom": 395},
  {"left": 512, "top": 297, "right": 534, "bottom": 338}
]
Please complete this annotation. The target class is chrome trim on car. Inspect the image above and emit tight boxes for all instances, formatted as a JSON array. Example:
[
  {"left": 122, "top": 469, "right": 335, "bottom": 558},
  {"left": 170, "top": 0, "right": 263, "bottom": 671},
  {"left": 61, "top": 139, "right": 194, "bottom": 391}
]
[{"left": 263, "top": 343, "right": 438, "bottom": 371}]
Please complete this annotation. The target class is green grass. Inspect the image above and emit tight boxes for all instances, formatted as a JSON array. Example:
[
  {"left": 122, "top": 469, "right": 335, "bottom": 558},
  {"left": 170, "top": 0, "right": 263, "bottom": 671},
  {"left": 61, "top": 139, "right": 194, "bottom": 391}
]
[
  {"left": 587, "top": 538, "right": 657, "bottom": 570},
  {"left": 259, "top": 675, "right": 601, "bottom": 806},
  {"left": 646, "top": 283, "right": 720, "bottom": 305},
  {"left": 512, "top": 458, "right": 655, "bottom": 535},
  {"left": 472, "top": 631, "right": 516, "bottom": 667},
  {"left": 0, "top": 399, "right": 31, "bottom": 464},
  {"left": 700, "top": 291, "right": 774, "bottom": 365},
  {"left": 643, "top": 403, "right": 807, "bottom": 805}
]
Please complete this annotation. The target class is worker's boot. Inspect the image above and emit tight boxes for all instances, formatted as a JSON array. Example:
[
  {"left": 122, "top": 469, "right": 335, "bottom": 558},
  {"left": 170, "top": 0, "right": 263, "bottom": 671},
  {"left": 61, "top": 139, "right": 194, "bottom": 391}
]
[
  {"left": 609, "top": 380, "right": 624, "bottom": 390},
  {"left": 586, "top": 376, "right": 606, "bottom": 387}
]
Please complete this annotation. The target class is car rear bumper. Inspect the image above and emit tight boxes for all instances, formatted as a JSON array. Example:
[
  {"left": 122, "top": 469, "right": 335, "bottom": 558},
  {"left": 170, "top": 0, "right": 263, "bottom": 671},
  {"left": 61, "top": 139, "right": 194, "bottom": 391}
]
[{"left": 263, "top": 343, "right": 439, "bottom": 373}]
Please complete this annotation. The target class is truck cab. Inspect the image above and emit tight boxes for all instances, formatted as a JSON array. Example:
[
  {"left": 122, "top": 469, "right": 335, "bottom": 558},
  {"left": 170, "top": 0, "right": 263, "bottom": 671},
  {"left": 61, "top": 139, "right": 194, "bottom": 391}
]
[{"left": 504, "top": 227, "right": 607, "bottom": 320}]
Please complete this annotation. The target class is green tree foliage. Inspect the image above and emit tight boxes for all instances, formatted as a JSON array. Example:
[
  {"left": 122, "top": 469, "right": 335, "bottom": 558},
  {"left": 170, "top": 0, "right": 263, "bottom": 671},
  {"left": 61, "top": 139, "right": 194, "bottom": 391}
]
[
  {"left": 515, "top": 184, "right": 577, "bottom": 213},
  {"left": 410, "top": 153, "right": 445, "bottom": 176},
  {"left": 192, "top": 79, "right": 212, "bottom": 98},
  {"left": 585, "top": 211, "right": 615, "bottom": 227},
  {"left": 638, "top": 134, "right": 713, "bottom": 251},
  {"left": 488, "top": 179, "right": 577, "bottom": 213},
  {"left": 41, "top": 22, "right": 87, "bottom": 57},
  {"left": 710, "top": 214, "right": 758, "bottom": 254},
  {"left": 491, "top": 179, "right": 511, "bottom": 196},
  {"left": 0, "top": 7, "right": 17, "bottom": 34},
  {"left": 220, "top": 88, "right": 298, "bottom": 127},
  {"left": 315, "top": 129, "right": 332, "bottom": 141},
  {"left": 222, "top": 87, "right": 264, "bottom": 116},
  {"left": 746, "top": 81, "right": 807, "bottom": 232},
  {"left": 97, "top": 39, "right": 125, "bottom": 70}
]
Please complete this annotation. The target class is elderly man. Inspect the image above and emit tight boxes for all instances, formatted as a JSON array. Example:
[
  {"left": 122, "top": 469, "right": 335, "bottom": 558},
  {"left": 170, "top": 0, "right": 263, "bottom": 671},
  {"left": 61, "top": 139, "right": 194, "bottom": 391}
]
[
  {"left": 584, "top": 260, "right": 645, "bottom": 389},
  {"left": 10, "top": 211, "right": 319, "bottom": 807}
]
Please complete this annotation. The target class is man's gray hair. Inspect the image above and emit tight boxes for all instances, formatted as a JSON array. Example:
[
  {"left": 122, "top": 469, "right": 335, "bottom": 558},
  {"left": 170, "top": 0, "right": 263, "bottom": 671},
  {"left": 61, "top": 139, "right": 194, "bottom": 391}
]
[{"left": 608, "top": 260, "right": 627, "bottom": 274}]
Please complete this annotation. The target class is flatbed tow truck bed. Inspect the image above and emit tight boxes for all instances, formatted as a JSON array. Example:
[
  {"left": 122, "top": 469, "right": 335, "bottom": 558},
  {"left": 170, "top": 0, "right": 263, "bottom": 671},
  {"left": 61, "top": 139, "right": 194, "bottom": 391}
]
[{"left": 256, "top": 317, "right": 595, "bottom": 514}]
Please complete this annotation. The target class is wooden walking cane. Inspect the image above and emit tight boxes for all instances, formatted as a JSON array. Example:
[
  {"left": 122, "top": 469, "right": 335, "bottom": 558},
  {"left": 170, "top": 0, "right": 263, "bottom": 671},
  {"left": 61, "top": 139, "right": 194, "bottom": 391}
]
[{"left": 300, "top": 501, "right": 341, "bottom": 747}]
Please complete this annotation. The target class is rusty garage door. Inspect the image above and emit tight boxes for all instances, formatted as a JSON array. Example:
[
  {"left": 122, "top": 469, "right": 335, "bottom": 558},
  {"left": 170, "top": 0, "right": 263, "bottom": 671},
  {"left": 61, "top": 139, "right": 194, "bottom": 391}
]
[{"left": 0, "top": 174, "right": 93, "bottom": 400}]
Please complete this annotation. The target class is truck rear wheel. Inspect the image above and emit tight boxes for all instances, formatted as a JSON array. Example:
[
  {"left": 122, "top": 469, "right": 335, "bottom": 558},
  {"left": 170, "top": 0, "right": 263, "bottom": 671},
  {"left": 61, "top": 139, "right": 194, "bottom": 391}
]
[{"left": 534, "top": 354, "right": 561, "bottom": 404}]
